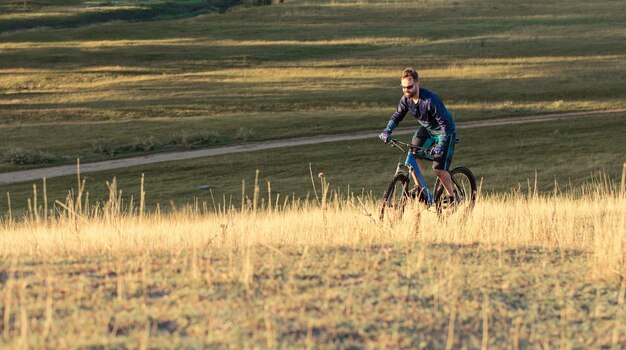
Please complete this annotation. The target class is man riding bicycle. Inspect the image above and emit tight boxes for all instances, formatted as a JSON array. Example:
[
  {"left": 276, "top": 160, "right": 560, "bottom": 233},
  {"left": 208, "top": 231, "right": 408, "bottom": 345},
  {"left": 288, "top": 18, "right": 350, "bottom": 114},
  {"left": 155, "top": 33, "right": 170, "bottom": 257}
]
[{"left": 379, "top": 67, "right": 459, "bottom": 204}]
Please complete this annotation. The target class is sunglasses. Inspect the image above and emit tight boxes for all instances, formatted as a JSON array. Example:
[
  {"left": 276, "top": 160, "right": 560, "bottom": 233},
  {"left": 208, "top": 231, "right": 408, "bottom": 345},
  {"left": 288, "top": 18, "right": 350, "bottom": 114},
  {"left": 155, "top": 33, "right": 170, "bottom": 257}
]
[{"left": 401, "top": 84, "right": 415, "bottom": 90}]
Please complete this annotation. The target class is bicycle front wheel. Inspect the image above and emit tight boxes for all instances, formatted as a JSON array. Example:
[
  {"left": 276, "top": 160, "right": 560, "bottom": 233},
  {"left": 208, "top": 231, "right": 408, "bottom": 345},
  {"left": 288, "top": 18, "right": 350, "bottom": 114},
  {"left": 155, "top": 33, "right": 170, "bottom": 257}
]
[
  {"left": 380, "top": 174, "right": 410, "bottom": 223},
  {"left": 434, "top": 166, "right": 477, "bottom": 215}
]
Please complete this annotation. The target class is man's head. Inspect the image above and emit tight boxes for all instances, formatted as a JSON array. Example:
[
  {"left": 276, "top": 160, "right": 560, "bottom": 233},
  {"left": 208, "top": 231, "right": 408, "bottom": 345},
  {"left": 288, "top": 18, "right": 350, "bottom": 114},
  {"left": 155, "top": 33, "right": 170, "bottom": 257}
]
[{"left": 400, "top": 68, "right": 419, "bottom": 99}]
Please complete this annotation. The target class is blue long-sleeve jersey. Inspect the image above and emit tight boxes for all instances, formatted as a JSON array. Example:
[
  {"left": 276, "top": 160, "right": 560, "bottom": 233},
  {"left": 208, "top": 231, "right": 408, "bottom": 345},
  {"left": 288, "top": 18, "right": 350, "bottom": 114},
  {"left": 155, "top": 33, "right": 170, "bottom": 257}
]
[{"left": 383, "top": 88, "right": 456, "bottom": 146}]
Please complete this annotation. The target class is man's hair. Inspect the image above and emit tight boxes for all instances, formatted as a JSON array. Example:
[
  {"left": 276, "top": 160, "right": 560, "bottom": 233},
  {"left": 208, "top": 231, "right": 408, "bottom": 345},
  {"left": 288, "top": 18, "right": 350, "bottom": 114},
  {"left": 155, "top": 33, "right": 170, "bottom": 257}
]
[{"left": 401, "top": 68, "right": 419, "bottom": 81}]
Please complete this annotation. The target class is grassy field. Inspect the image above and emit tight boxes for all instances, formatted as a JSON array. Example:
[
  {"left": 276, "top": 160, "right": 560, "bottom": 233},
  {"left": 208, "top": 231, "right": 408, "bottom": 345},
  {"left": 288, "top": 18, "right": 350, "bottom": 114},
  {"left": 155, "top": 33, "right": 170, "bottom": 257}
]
[
  {"left": 1, "top": 1, "right": 625, "bottom": 347},
  {"left": 2, "top": 113, "right": 625, "bottom": 215},
  {"left": 0, "top": 181, "right": 624, "bottom": 348},
  {"left": 0, "top": 0, "right": 239, "bottom": 33},
  {"left": 1, "top": 0, "right": 625, "bottom": 171}
]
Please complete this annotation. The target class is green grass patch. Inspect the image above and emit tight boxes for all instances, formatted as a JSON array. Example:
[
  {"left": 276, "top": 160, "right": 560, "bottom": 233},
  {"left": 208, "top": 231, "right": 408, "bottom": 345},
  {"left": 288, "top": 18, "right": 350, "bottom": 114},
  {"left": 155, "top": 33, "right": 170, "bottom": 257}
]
[
  {"left": 0, "top": 109, "right": 388, "bottom": 172},
  {"left": 2, "top": 114, "right": 624, "bottom": 215},
  {"left": 1, "top": 0, "right": 625, "bottom": 171},
  {"left": 0, "top": 0, "right": 241, "bottom": 33}
]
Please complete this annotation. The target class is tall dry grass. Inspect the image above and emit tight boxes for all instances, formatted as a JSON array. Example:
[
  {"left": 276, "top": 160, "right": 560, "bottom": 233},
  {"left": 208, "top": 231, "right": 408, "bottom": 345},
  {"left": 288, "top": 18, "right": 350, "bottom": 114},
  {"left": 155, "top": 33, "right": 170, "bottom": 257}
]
[
  {"left": 0, "top": 172, "right": 624, "bottom": 348},
  {"left": 1, "top": 172, "right": 624, "bottom": 281}
]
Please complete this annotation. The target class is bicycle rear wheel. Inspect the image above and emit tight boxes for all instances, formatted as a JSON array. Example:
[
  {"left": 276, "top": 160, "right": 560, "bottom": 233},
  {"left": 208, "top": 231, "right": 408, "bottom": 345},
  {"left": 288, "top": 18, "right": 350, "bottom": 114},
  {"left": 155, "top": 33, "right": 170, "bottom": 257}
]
[
  {"left": 434, "top": 166, "right": 477, "bottom": 215},
  {"left": 380, "top": 174, "right": 410, "bottom": 223}
]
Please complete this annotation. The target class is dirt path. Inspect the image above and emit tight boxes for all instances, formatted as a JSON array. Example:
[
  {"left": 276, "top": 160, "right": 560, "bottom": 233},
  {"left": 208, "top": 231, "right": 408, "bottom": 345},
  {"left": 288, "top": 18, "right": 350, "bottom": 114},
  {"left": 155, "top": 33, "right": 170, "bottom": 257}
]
[{"left": 1, "top": 109, "right": 625, "bottom": 185}]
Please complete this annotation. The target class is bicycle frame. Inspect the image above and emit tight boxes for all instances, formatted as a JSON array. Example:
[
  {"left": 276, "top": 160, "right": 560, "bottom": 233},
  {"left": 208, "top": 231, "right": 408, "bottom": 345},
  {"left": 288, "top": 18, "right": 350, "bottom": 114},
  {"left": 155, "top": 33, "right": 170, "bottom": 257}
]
[
  {"left": 381, "top": 137, "right": 476, "bottom": 220},
  {"left": 390, "top": 139, "right": 436, "bottom": 206}
]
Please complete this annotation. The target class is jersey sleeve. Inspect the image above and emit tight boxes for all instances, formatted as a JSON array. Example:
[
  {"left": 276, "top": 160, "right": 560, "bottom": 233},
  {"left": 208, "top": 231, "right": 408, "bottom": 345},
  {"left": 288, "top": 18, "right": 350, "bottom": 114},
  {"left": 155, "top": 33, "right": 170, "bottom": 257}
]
[
  {"left": 429, "top": 97, "right": 454, "bottom": 146},
  {"left": 384, "top": 97, "right": 408, "bottom": 133}
]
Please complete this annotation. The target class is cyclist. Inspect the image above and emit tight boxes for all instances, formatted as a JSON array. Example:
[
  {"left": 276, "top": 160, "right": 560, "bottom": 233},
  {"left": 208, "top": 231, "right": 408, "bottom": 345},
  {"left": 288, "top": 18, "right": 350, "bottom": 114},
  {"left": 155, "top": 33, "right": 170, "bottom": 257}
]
[{"left": 379, "top": 67, "right": 459, "bottom": 204}]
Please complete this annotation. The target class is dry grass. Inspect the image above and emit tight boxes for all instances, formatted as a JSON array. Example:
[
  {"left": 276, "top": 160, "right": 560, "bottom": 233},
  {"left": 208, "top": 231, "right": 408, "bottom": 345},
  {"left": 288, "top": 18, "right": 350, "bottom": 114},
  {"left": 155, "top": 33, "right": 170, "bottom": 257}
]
[
  {"left": 0, "top": 176, "right": 624, "bottom": 348},
  {"left": 2, "top": 178, "right": 624, "bottom": 276}
]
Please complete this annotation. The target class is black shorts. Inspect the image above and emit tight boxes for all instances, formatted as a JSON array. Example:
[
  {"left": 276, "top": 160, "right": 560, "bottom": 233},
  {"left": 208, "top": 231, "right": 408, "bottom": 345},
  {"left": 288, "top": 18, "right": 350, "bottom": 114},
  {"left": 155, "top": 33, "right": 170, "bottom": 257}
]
[{"left": 411, "top": 127, "right": 456, "bottom": 171}]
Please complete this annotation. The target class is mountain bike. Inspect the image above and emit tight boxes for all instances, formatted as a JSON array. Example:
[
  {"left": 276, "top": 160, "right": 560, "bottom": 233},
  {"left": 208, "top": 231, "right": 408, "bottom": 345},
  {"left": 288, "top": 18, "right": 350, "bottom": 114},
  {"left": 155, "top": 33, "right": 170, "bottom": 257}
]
[{"left": 379, "top": 138, "right": 477, "bottom": 221}]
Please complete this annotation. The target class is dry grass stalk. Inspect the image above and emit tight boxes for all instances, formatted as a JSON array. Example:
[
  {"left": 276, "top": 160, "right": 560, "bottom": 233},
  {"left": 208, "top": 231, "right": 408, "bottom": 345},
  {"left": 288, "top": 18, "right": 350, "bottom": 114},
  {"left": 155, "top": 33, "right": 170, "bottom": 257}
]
[{"left": 1, "top": 179, "right": 623, "bottom": 280}]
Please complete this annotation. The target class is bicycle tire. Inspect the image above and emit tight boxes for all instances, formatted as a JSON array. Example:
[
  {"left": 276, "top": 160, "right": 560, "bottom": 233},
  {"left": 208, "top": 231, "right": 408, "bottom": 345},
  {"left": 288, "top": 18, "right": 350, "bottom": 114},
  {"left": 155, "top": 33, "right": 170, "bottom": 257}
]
[
  {"left": 434, "top": 166, "right": 477, "bottom": 215},
  {"left": 380, "top": 173, "right": 410, "bottom": 222}
]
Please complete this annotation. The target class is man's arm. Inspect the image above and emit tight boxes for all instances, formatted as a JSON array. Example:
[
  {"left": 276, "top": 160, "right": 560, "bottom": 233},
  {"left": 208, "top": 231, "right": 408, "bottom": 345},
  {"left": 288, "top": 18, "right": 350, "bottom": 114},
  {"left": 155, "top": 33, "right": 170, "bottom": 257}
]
[
  {"left": 429, "top": 98, "right": 455, "bottom": 147},
  {"left": 384, "top": 97, "right": 409, "bottom": 133}
]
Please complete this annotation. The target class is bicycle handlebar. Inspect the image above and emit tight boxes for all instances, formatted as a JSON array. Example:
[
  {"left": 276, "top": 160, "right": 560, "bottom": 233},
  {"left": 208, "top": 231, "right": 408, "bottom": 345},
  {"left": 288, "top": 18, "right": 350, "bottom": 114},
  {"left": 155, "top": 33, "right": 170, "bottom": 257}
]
[{"left": 388, "top": 138, "right": 430, "bottom": 153}]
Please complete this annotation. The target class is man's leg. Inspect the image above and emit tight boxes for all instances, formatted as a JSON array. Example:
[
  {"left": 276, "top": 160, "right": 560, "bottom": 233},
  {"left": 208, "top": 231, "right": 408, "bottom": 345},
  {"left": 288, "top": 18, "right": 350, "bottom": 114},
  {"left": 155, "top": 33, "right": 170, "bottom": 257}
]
[
  {"left": 434, "top": 169, "right": 455, "bottom": 196},
  {"left": 432, "top": 134, "right": 456, "bottom": 197},
  {"left": 411, "top": 127, "right": 434, "bottom": 189}
]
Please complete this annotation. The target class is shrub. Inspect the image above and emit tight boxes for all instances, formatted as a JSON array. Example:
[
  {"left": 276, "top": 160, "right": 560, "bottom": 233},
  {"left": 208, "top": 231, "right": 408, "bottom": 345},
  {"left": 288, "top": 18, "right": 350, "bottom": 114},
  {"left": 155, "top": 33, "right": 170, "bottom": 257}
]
[
  {"left": 132, "top": 136, "right": 157, "bottom": 152},
  {"left": 92, "top": 136, "right": 158, "bottom": 155},
  {"left": 91, "top": 139, "right": 117, "bottom": 156},
  {"left": 3, "top": 148, "right": 55, "bottom": 165},
  {"left": 169, "top": 131, "right": 221, "bottom": 149},
  {"left": 234, "top": 127, "right": 255, "bottom": 141}
]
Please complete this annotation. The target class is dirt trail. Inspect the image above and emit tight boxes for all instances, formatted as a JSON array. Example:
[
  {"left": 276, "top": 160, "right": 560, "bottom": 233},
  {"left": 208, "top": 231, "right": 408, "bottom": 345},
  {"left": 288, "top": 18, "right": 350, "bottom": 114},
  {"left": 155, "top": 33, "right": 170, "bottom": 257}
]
[{"left": 1, "top": 109, "right": 625, "bottom": 185}]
